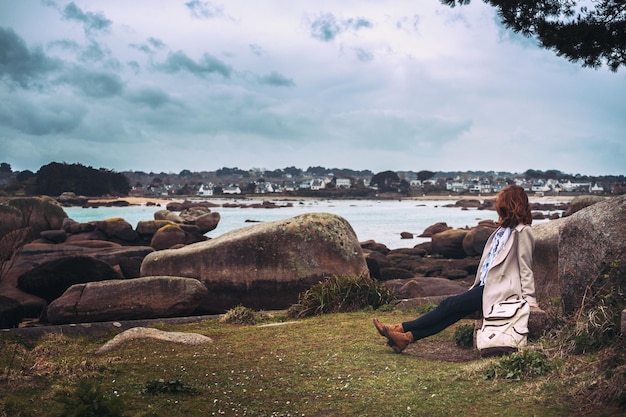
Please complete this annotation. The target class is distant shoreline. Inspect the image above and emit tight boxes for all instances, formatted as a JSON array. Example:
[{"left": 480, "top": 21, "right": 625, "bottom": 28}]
[
  {"left": 0, "top": 194, "right": 578, "bottom": 207},
  {"left": 84, "top": 194, "right": 576, "bottom": 206}
]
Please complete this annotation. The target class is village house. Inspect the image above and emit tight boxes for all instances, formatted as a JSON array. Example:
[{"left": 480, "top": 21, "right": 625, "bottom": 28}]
[
  {"left": 254, "top": 182, "right": 277, "bottom": 194},
  {"left": 197, "top": 184, "right": 213, "bottom": 196},
  {"left": 310, "top": 178, "right": 325, "bottom": 191},
  {"left": 335, "top": 178, "right": 351, "bottom": 189},
  {"left": 223, "top": 185, "right": 242, "bottom": 195}
]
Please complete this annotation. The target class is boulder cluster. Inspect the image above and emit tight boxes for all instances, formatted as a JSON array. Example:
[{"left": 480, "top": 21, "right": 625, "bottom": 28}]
[
  {"left": 0, "top": 198, "right": 367, "bottom": 327},
  {"left": 1, "top": 194, "right": 624, "bottom": 341}
]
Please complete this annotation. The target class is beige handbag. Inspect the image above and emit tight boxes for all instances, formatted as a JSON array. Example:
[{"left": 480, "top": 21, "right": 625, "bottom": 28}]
[{"left": 476, "top": 298, "right": 529, "bottom": 357}]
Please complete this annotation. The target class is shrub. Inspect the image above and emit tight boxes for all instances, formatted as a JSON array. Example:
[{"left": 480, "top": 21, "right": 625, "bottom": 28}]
[
  {"left": 552, "top": 261, "right": 626, "bottom": 410},
  {"left": 288, "top": 274, "right": 394, "bottom": 318},
  {"left": 453, "top": 324, "right": 475, "bottom": 349},
  {"left": 220, "top": 305, "right": 257, "bottom": 325},
  {"left": 54, "top": 379, "right": 126, "bottom": 417},
  {"left": 482, "top": 350, "right": 553, "bottom": 381},
  {"left": 559, "top": 260, "right": 626, "bottom": 354},
  {"left": 0, "top": 398, "right": 34, "bottom": 417},
  {"left": 376, "top": 303, "right": 397, "bottom": 312}
]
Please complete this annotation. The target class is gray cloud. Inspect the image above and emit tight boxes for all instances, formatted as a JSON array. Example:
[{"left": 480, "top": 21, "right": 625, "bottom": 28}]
[
  {"left": 127, "top": 61, "right": 140, "bottom": 74},
  {"left": 0, "top": 27, "right": 61, "bottom": 88},
  {"left": 353, "top": 47, "right": 374, "bottom": 62},
  {"left": 329, "top": 110, "right": 471, "bottom": 151},
  {"left": 62, "top": 2, "right": 112, "bottom": 36},
  {"left": 56, "top": 67, "right": 124, "bottom": 97},
  {"left": 156, "top": 50, "right": 232, "bottom": 78},
  {"left": 0, "top": 94, "right": 86, "bottom": 135},
  {"left": 249, "top": 43, "right": 263, "bottom": 56},
  {"left": 126, "top": 87, "right": 173, "bottom": 109},
  {"left": 0, "top": 2, "right": 624, "bottom": 176},
  {"left": 396, "top": 15, "right": 421, "bottom": 32},
  {"left": 129, "top": 43, "right": 152, "bottom": 55},
  {"left": 148, "top": 37, "right": 165, "bottom": 50},
  {"left": 79, "top": 40, "right": 109, "bottom": 62},
  {"left": 309, "top": 13, "right": 373, "bottom": 42},
  {"left": 48, "top": 38, "right": 81, "bottom": 52},
  {"left": 258, "top": 71, "right": 295, "bottom": 87},
  {"left": 130, "top": 37, "right": 166, "bottom": 55},
  {"left": 185, "top": 0, "right": 224, "bottom": 19}
]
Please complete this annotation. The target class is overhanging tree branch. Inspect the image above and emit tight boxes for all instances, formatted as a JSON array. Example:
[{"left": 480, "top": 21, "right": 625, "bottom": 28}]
[{"left": 441, "top": 0, "right": 626, "bottom": 71}]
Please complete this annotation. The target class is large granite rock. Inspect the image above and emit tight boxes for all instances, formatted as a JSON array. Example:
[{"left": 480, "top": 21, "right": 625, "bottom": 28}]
[
  {"left": 3, "top": 243, "right": 154, "bottom": 287},
  {"left": 0, "top": 197, "right": 67, "bottom": 262},
  {"left": 140, "top": 212, "right": 368, "bottom": 313},
  {"left": 559, "top": 194, "right": 626, "bottom": 315},
  {"left": 363, "top": 244, "right": 479, "bottom": 282},
  {"left": 0, "top": 197, "right": 67, "bottom": 237},
  {"left": 0, "top": 295, "right": 23, "bottom": 329},
  {"left": 94, "top": 218, "right": 138, "bottom": 243},
  {"left": 46, "top": 276, "right": 208, "bottom": 324},
  {"left": 0, "top": 203, "right": 23, "bottom": 239},
  {"left": 462, "top": 224, "right": 496, "bottom": 257},
  {"left": 431, "top": 229, "right": 469, "bottom": 259},
  {"left": 418, "top": 222, "right": 451, "bottom": 238},
  {"left": 384, "top": 277, "right": 468, "bottom": 299},
  {"left": 0, "top": 284, "right": 46, "bottom": 318},
  {"left": 136, "top": 220, "right": 175, "bottom": 236},
  {"left": 194, "top": 212, "right": 221, "bottom": 234},
  {"left": 150, "top": 224, "right": 187, "bottom": 250},
  {"left": 531, "top": 219, "right": 563, "bottom": 302},
  {"left": 96, "top": 327, "right": 213, "bottom": 355},
  {"left": 17, "top": 255, "right": 122, "bottom": 303}
]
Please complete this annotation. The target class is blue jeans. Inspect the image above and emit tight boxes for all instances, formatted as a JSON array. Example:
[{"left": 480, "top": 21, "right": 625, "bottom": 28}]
[{"left": 402, "top": 285, "right": 483, "bottom": 341}]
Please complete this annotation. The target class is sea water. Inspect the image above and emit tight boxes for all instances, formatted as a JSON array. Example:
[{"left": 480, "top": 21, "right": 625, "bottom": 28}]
[{"left": 63, "top": 199, "right": 560, "bottom": 250}]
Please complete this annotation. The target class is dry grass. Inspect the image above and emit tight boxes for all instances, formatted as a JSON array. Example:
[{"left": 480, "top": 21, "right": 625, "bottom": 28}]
[{"left": 0, "top": 310, "right": 623, "bottom": 417}]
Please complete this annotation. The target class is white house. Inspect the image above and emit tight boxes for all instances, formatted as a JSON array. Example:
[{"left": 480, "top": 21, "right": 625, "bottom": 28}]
[
  {"left": 310, "top": 178, "right": 325, "bottom": 190},
  {"left": 410, "top": 180, "right": 422, "bottom": 188},
  {"left": 197, "top": 184, "right": 213, "bottom": 196},
  {"left": 255, "top": 182, "right": 275, "bottom": 194},
  {"left": 335, "top": 178, "right": 351, "bottom": 189},
  {"left": 223, "top": 185, "right": 241, "bottom": 195}
]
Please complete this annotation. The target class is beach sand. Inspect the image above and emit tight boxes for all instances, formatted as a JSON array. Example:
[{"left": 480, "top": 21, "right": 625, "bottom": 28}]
[{"left": 87, "top": 196, "right": 183, "bottom": 206}]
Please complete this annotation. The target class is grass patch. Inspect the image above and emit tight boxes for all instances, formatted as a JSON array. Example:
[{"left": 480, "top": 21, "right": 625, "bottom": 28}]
[
  {"left": 481, "top": 350, "right": 554, "bottom": 380},
  {"left": 288, "top": 274, "right": 394, "bottom": 318},
  {"left": 219, "top": 305, "right": 258, "bottom": 325},
  {"left": 2, "top": 310, "right": 615, "bottom": 416},
  {"left": 453, "top": 323, "right": 475, "bottom": 349}
]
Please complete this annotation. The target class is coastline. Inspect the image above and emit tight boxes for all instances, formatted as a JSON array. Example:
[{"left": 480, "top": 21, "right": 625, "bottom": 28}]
[{"left": 85, "top": 194, "right": 576, "bottom": 206}]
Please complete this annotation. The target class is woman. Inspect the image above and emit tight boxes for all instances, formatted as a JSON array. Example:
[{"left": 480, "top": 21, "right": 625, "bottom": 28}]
[{"left": 373, "top": 185, "right": 538, "bottom": 353}]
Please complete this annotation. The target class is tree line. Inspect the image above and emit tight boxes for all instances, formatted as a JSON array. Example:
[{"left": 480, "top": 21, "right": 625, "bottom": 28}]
[
  {"left": 0, "top": 162, "right": 130, "bottom": 197},
  {"left": 1, "top": 162, "right": 625, "bottom": 198}
]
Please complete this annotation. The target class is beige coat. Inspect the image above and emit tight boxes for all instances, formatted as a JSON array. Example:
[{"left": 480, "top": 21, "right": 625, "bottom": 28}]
[{"left": 471, "top": 224, "right": 537, "bottom": 317}]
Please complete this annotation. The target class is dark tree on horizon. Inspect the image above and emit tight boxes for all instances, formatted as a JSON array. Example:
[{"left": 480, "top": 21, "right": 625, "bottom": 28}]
[
  {"left": 442, "top": 0, "right": 626, "bottom": 71},
  {"left": 34, "top": 162, "right": 130, "bottom": 196},
  {"left": 417, "top": 170, "right": 436, "bottom": 182},
  {"left": 370, "top": 170, "right": 401, "bottom": 191}
]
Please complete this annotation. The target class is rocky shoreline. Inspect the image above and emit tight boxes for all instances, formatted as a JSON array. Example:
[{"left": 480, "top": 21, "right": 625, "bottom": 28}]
[{"left": 4, "top": 193, "right": 620, "bottom": 337}]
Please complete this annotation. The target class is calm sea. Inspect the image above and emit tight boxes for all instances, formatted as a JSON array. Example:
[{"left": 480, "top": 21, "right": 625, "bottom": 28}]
[{"left": 63, "top": 199, "right": 561, "bottom": 250}]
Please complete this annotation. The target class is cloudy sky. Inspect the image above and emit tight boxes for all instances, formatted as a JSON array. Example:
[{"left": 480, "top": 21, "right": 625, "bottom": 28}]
[{"left": 0, "top": 1, "right": 624, "bottom": 176}]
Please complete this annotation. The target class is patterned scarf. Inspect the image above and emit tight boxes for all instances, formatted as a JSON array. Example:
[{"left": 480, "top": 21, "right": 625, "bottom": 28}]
[{"left": 479, "top": 227, "right": 512, "bottom": 286}]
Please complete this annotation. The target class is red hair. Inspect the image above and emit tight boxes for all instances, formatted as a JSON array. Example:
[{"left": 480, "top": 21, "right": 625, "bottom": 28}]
[{"left": 495, "top": 185, "right": 532, "bottom": 228}]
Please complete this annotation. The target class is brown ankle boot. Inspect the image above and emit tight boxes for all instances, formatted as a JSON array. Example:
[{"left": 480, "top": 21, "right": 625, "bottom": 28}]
[
  {"left": 382, "top": 327, "right": 413, "bottom": 353},
  {"left": 372, "top": 318, "right": 403, "bottom": 337}
]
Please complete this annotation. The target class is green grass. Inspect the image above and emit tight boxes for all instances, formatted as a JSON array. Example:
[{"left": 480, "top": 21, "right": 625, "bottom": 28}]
[{"left": 0, "top": 310, "right": 620, "bottom": 416}]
